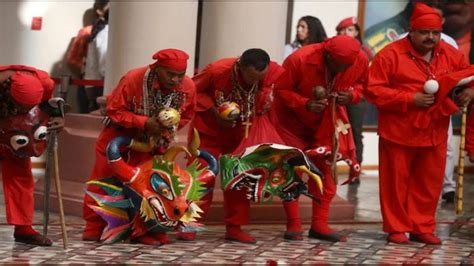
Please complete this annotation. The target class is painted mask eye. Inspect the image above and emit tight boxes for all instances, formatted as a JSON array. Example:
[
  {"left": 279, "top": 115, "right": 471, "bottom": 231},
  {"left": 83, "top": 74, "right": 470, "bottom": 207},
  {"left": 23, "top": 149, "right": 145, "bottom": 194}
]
[
  {"left": 34, "top": 126, "right": 48, "bottom": 141},
  {"left": 150, "top": 173, "right": 174, "bottom": 200},
  {"left": 10, "top": 135, "right": 29, "bottom": 151},
  {"left": 271, "top": 176, "right": 281, "bottom": 184},
  {"left": 269, "top": 168, "right": 286, "bottom": 187}
]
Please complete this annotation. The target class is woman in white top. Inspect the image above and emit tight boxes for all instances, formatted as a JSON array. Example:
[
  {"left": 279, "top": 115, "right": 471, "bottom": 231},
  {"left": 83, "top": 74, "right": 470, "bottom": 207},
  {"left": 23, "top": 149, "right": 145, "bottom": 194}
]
[{"left": 283, "top": 16, "right": 327, "bottom": 59}]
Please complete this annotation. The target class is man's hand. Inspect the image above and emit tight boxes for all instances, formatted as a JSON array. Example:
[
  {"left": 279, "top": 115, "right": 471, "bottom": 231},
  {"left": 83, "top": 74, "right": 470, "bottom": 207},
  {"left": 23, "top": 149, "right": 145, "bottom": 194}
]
[
  {"left": 306, "top": 99, "right": 328, "bottom": 113},
  {"left": 144, "top": 116, "right": 164, "bottom": 136},
  {"left": 210, "top": 107, "right": 237, "bottom": 128},
  {"left": 413, "top": 92, "right": 435, "bottom": 108},
  {"left": 455, "top": 88, "right": 474, "bottom": 106},
  {"left": 47, "top": 117, "right": 65, "bottom": 132},
  {"left": 336, "top": 91, "right": 353, "bottom": 105}
]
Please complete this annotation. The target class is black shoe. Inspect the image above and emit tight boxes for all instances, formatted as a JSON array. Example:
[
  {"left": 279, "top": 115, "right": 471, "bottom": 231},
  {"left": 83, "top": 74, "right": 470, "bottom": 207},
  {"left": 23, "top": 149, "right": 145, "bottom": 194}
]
[
  {"left": 442, "top": 191, "right": 455, "bottom": 204},
  {"left": 308, "top": 229, "right": 347, "bottom": 242},
  {"left": 283, "top": 231, "right": 303, "bottom": 241},
  {"left": 14, "top": 233, "right": 53, "bottom": 246}
]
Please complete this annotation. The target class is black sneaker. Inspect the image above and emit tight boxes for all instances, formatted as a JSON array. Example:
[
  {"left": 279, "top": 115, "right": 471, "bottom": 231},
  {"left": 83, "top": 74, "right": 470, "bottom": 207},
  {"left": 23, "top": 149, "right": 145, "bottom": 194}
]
[{"left": 442, "top": 191, "right": 455, "bottom": 204}]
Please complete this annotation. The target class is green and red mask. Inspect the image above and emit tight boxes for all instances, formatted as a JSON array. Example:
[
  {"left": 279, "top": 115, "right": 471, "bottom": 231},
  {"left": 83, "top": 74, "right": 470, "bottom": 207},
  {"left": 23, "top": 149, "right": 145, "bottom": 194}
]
[{"left": 220, "top": 144, "right": 323, "bottom": 203}]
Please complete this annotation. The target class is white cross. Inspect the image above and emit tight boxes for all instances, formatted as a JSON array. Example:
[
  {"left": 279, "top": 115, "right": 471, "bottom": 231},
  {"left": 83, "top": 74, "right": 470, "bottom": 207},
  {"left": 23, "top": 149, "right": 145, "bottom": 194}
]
[{"left": 335, "top": 119, "right": 351, "bottom": 135}]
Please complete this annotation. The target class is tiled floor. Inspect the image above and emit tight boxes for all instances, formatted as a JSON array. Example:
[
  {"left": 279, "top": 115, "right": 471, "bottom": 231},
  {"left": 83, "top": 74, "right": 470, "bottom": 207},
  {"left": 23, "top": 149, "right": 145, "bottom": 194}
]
[{"left": 0, "top": 171, "right": 472, "bottom": 264}]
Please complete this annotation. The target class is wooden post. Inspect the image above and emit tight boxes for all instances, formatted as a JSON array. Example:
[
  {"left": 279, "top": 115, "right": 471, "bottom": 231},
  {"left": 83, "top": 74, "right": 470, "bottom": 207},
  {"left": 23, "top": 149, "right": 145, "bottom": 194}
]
[{"left": 456, "top": 106, "right": 467, "bottom": 215}]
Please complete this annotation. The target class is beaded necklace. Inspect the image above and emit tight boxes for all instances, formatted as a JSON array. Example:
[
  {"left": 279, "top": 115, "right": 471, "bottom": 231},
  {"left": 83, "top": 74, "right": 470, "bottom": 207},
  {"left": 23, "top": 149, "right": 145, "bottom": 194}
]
[
  {"left": 411, "top": 53, "right": 437, "bottom": 80},
  {"left": 410, "top": 53, "right": 439, "bottom": 92},
  {"left": 230, "top": 63, "right": 258, "bottom": 123},
  {"left": 142, "top": 67, "right": 185, "bottom": 117},
  {"left": 230, "top": 63, "right": 259, "bottom": 137}
]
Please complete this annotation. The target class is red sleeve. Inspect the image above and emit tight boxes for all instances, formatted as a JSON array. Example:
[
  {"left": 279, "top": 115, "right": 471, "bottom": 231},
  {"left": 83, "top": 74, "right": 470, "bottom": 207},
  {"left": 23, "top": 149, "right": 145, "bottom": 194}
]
[
  {"left": 275, "top": 56, "right": 312, "bottom": 117},
  {"left": 178, "top": 78, "right": 196, "bottom": 129},
  {"left": 365, "top": 51, "right": 413, "bottom": 112},
  {"left": 349, "top": 53, "right": 369, "bottom": 104},
  {"left": 106, "top": 75, "right": 148, "bottom": 129},
  {"left": 192, "top": 65, "right": 215, "bottom": 112}
]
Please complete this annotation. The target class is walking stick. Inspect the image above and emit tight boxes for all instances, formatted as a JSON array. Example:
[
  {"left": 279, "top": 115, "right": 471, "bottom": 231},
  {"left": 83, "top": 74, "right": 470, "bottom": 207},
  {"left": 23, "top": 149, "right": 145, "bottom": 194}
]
[
  {"left": 53, "top": 136, "right": 68, "bottom": 249},
  {"left": 43, "top": 98, "right": 68, "bottom": 248},
  {"left": 330, "top": 95, "right": 339, "bottom": 184},
  {"left": 456, "top": 105, "right": 467, "bottom": 215},
  {"left": 42, "top": 133, "right": 53, "bottom": 243}
]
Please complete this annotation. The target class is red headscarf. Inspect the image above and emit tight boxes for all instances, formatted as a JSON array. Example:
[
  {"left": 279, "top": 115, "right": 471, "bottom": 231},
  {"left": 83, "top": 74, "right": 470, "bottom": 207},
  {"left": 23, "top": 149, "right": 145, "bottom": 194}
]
[
  {"left": 324, "top": 35, "right": 361, "bottom": 65},
  {"left": 152, "top": 48, "right": 189, "bottom": 72},
  {"left": 10, "top": 72, "right": 44, "bottom": 106},
  {"left": 336, "top": 17, "right": 358, "bottom": 32},
  {"left": 410, "top": 3, "right": 442, "bottom": 31}
]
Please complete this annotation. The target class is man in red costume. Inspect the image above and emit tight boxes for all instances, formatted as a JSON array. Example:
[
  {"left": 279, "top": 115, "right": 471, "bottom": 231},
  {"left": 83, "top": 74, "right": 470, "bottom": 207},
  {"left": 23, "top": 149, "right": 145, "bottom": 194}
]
[
  {"left": 82, "top": 49, "right": 196, "bottom": 245},
  {"left": 366, "top": 3, "right": 474, "bottom": 245},
  {"left": 189, "top": 48, "right": 285, "bottom": 243},
  {"left": 0, "top": 65, "right": 64, "bottom": 246},
  {"left": 272, "top": 35, "right": 369, "bottom": 242}
]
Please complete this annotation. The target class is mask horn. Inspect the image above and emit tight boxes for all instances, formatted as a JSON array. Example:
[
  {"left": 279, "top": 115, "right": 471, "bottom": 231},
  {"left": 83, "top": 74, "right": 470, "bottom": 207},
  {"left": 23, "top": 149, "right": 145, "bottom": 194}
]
[{"left": 107, "top": 136, "right": 140, "bottom": 182}]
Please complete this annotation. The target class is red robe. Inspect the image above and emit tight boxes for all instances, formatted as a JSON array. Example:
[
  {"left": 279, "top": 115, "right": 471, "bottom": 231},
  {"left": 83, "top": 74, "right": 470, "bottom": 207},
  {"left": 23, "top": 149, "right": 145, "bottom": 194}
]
[
  {"left": 366, "top": 37, "right": 470, "bottom": 234},
  {"left": 271, "top": 43, "right": 368, "bottom": 233},
  {"left": 191, "top": 58, "right": 285, "bottom": 225},
  {"left": 0, "top": 65, "right": 54, "bottom": 226},
  {"left": 83, "top": 65, "right": 196, "bottom": 233}
]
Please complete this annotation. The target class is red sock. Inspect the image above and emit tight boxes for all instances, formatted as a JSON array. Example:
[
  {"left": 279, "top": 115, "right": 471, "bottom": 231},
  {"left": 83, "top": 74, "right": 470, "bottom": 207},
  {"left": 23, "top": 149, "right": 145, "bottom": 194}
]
[{"left": 14, "top": 225, "right": 38, "bottom": 236}]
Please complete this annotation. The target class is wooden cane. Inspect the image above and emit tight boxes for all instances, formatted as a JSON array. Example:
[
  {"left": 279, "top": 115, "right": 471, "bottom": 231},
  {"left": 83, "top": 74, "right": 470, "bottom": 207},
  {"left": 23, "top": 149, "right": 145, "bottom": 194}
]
[
  {"left": 331, "top": 96, "right": 339, "bottom": 184},
  {"left": 53, "top": 138, "right": 68, "bottom": 249},
  {"left": 456, "top": 105, "right": 467, "bottom": 215}
]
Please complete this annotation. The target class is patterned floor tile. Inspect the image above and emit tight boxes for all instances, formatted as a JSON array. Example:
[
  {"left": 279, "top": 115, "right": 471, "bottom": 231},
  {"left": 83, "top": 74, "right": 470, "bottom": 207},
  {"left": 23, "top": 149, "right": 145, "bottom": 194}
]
[{"left": 0, "top": 173, "right": 472, "bottom": 263}]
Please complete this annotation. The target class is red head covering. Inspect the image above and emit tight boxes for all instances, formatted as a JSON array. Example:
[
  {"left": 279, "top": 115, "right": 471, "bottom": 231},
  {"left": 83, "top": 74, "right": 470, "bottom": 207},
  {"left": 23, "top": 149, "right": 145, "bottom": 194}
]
[
  {"left": 152, "top": 49, "right": 189, "bottom": 72},
  {"left": 324, "top": 35, "right": 361, "bottom": 65},
  {"left": 336, "top": 17, "right": 358, "bottom": 32},
  {"left": 10, "top": 72, "right": 44, "bottom": 106},
  {"left": 410, "top": 3, "right": 442, "bottom": 31}
]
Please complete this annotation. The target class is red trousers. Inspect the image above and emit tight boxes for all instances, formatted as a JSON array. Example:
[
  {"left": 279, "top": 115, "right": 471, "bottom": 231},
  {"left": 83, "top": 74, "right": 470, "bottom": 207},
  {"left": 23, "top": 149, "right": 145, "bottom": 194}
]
[
  {"left": 83, "top": 127, "right": 152, "bottom": 233},
  {"left": 379, "top": 137, "right": 446, "bottom": 234},
  {"left": 0, "top": 150, "right": 35, "bottom": 225},
  {"left": 309, "top": 160, "right": 337, "bottom": 232},
  {"left": 196, "top": 130, "right": 241, "bottom": 224}
]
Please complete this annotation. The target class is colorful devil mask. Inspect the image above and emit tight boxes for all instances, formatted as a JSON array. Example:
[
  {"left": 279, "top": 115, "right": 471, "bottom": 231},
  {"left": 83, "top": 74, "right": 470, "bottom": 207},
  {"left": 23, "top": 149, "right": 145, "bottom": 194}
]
[
  {"left": 220, "top": 144, "right": 324, "bottom": 203},
  {"left": 0, "top": 106, "right": 49, "bottom": 158},
  {"left": 86, "top": 135, "right": 217, "bottom": 243}
]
